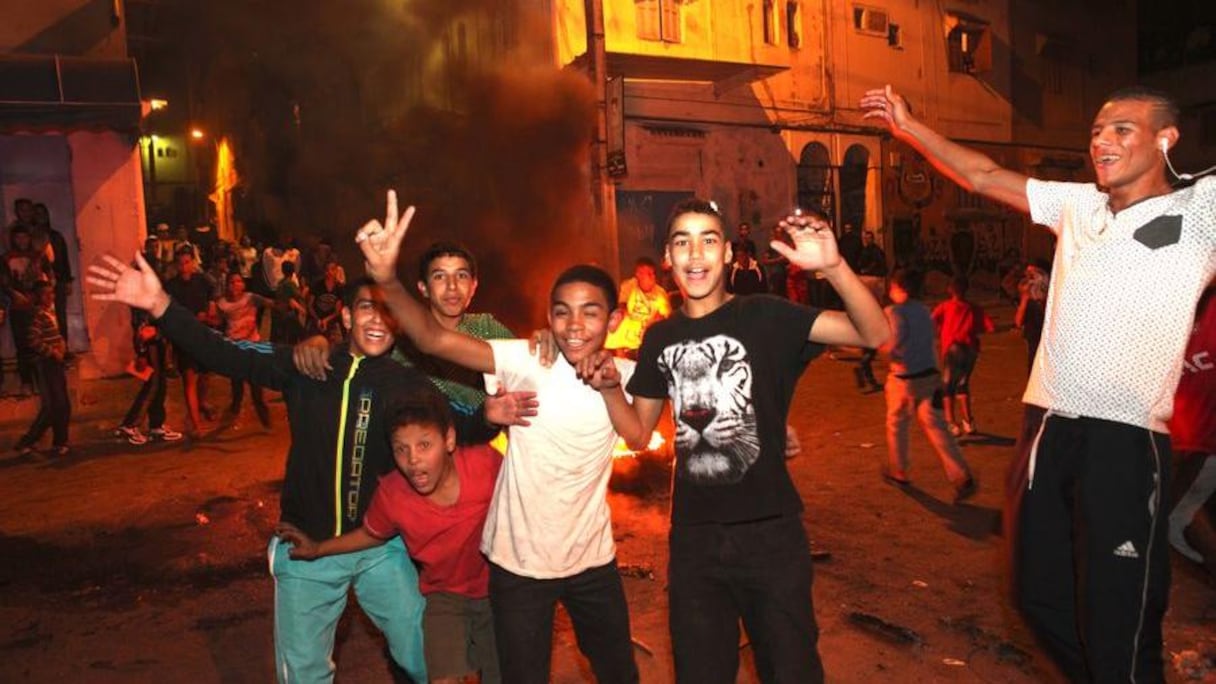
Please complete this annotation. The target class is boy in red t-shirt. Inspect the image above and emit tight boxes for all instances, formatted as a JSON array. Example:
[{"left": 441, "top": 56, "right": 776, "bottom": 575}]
[
  {"left": 931, "top": 275, "right": 995, "bottom": 436},
  {"left": 276, "top": 392, "right": 503, "bottom": 683}
]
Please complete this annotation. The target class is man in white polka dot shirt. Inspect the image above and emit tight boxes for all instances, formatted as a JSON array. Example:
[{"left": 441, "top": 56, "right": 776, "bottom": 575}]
[{"left": 862, "top": 85, "right": 1216, "bottom": 682}]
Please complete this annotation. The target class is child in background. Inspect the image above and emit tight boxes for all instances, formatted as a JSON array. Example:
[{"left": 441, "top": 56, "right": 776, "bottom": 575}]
[
  {"left": 271, "top": 260, "right": 307, "bottom": 345},
  {"left": 1014, "top": 262, "right": 1049, "bottom": 375},
  {"left": 213, "top": 271, "right": 272, "bottom": 428},
  {"left": 883, "top": 270, "right": 976, "bottom": 503},
  {"left": 14, "top": 281, "right": 70, "bottom": 456},
  {"left": 931, "top": 275, "right": 994, "bottom": 435},
  {"left": 276, "top": 393, "right": 503, "bottom": 683}
]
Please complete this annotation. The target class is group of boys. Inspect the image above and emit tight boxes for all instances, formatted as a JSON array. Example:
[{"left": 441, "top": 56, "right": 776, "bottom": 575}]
[
  {"left": 92, "top": 183, "right": 888, "bottom": 682},
  {"left": 86, "top": 77, "right": 1216, "bottom": 683}
]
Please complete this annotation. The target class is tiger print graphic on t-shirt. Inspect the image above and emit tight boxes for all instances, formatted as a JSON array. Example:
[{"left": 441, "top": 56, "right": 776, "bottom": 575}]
[{"left": 658, "top": 334, "right": 760, "bottom": 484}]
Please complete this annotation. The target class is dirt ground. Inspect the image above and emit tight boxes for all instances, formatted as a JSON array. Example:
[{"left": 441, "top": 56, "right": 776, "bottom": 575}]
[{"left": 0, "top": 296, "right": 1213, "bottom": 683}]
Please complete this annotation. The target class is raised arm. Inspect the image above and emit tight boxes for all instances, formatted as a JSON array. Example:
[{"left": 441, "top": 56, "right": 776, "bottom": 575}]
[
  {"left": 357, "top": 191, "right": 496, "bottom": 374},
  {"left": 771, "top": 214, "right": 889, "bottom": 349},
  {"left": 861, "top": 85, "right": 1030, "bottom": 214}
]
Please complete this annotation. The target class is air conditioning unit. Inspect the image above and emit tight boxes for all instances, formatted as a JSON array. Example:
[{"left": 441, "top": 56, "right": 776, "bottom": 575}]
[{"left": 853, "top": 6, "right": 889, "bottom": 36}]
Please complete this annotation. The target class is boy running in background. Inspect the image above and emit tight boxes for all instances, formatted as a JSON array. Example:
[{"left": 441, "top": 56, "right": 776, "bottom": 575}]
[
  {"left": 931, "top": 275, "right": 995, "bottom": 435},
  {"left": 15, "top": 281, "right": 70, "bottom": 457},
  {"left": 355, "top": 191, "right": 640, "bottom": 683},
  {"left": 882, "top": 270, "right": 977, "bottom": 502},
  {"left": 277, "top": 392, "right": 503, "bottom": 683},
  {"left": 581, "top": 200, "right": 889, "bottom": 683}
]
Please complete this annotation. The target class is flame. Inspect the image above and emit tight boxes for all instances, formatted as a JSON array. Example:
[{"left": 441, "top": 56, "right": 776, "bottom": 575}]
[
  {"left": 208, "top": 137, "right": 239, "bottom": 242},
  {"left": 613, "top": 430, "right": 666, "bottom": 459}
]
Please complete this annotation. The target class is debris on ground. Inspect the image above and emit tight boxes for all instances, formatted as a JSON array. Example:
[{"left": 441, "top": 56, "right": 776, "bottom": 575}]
[
  {"left": 938, "top": 615, "right": 1032, "bottom": 669},
  {"left": 847, "top": 611, "right": 924, "bottom": 646},
  {"left": 617, "top": 563, "right": 655, "bottom": 581},
  {"left": 1172, "top": 641, "right": 1216, "bottom": 681},
  {"left": 631, "top": 637, "right": 654, "bottom": 656}
]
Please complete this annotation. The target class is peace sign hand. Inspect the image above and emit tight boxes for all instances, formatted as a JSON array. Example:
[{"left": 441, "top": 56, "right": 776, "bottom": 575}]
[{"left": 356, "top": 189, "right": 416, "bottom": 285}]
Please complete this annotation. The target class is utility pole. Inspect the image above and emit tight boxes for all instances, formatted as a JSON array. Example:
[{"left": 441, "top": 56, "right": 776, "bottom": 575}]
[{"left": 584, "top": 0, "right": 620, "bottom": 276}]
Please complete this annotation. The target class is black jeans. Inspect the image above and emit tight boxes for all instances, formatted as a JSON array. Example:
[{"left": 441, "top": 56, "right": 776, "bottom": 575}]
[
  {"left": 1016, "top": 412, "right": 1170, "bottom": 683},
  {"left": 488, "top": 560, "right": 637, "bottom": 684},
  {"left": 9, "top": 308, "right": 36, "bottom": 387},
  {"left": 669, "top": 514, "right": 823, "bottom": 684},
  {"left": 122, "top": 341, "right": 168, "bottom": 429},
  {"left": 20, "top": 356, "right": 70, "bottom": 448}
]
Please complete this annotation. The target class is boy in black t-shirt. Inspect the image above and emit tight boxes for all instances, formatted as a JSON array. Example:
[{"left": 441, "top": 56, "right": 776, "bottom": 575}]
[{"left": 580, "top": 200, "right": 889, "bottom": 683}]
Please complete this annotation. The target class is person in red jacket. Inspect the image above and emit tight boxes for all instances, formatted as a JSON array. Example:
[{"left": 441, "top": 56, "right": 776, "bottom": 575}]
[
  {"left": 1168, "top": 284, "right": 1216, "bottom": 577},
  {"left": 931, "top": 275, "right": 995, "bottom": 435}
]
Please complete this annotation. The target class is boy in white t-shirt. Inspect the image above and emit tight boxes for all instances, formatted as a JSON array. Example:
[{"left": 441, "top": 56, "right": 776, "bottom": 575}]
[{"left": 353, "top": 191, "right": 639, "bottom": 683}]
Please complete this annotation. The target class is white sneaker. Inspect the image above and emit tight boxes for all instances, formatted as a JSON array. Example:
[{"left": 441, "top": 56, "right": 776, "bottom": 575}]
[
  {"left": 962, "top": 420, "right": 977, "bottom": 435},
  {"left": 149, "top": 425, "right": 184, "bottom": 442},
  {"left": 115, "top": 425, "right": 148, "bottom": 445},
  {"left": 949, "top": 424, "right": 963, "bottom": 437}
]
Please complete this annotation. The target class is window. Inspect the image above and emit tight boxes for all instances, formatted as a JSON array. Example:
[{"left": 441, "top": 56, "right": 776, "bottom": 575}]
[
  {"left": 946, "top": 13, "right": 991, "bottom": 74},
  {"left": 762, "top": 0, "right": 777, "bottom": 45},
  {"left": 636, "top": 0, "right": 682, "bottom": 43},
  {"left": 786, "top": 2, "right": 801, "bottom": 48},
  {"left": 853, "top": 5, "right": 889, "bottom": 36}
]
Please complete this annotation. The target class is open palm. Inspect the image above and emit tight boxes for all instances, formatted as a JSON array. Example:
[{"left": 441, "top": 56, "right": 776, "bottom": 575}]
[
  {"left": 87, "top": 252, "right": 168, "bottom": 313},
  {"left": 772, "top": 214, "right": 842, "bottom": 272}
]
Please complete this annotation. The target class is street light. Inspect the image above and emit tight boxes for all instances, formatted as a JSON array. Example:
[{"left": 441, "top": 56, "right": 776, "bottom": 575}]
[
  {"left": 190, "top": 127, "right": 205, "bottom": 140},
  {"left": 149, "top": 98, "right": 168, "bottom": 111}
]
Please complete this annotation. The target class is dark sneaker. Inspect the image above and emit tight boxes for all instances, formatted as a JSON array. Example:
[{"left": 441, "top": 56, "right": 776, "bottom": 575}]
[{"left": 954, "top": 478, "right": 978, "bottom": 504}]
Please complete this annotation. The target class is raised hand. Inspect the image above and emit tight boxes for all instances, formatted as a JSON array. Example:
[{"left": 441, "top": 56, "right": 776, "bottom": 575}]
[
  {"left": 859, "top": 85, "right": 914, "bottom": 132},
  {"left": 356, "top": 189, "right": 416, "bottom": 285},
  {"left": 87, "top": 251, "right": 171, "bottom": 317},
  {"left": 485, "top": 390, "right": 540, "bottom": 427},
  {"left": 772, "top": 213, "right": 842, "bottom": 273}
]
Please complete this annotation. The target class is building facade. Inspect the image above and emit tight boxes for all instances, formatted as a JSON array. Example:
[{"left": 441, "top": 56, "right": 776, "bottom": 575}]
[
  {"left": 0, "top": 0, "right": 146, "bottom": 377},
  {"left": 546, "top": 0, "right": 1135, "bottom": 281}
]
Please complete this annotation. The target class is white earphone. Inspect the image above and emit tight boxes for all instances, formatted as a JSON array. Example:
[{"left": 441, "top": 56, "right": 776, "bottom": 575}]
[{"left": 1160, "top": 136, "right": 1216, "bottom": 182}]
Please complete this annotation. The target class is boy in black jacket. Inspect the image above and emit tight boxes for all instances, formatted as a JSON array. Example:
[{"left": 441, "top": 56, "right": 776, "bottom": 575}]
[{"left": 89, "top": 254, "right": 534, "bottom": 683}]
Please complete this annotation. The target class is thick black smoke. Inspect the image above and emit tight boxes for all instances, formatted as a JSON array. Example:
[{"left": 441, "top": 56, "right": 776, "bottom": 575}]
[{"left": 182, "top": 0, "right": 597, "bottom": 330}]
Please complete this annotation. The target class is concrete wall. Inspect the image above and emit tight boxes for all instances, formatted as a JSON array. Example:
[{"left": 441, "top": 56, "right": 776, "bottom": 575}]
[
  {"left": 69, "top": 130, "right": 145, "bottom": 378},
  {"left": 0, "top": 0, "right": 128, "bottom": 58}
]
